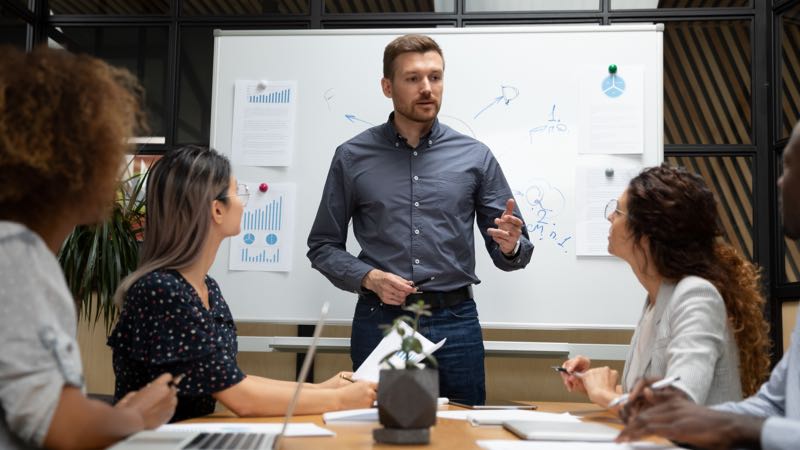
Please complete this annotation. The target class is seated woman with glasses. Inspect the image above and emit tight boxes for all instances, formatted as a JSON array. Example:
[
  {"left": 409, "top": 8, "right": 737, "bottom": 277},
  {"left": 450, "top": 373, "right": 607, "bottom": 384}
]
[
  {"left": 108, "top": 145, "right": 376, "bottom": 422},
  {"left": 559, "top": 164, "right": 770, "bottom": 410}
]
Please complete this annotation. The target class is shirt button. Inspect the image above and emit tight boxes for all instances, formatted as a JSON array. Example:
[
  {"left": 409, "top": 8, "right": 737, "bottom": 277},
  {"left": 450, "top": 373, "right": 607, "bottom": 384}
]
[
  {"left": 414, "top": 229, "right": 420, "bottom": 235},
  {"left": 413, "top": 151, "right": 418, "bottom": 156},
  {"left": 413, "top": 175, "right": 419, "bottom": 181},
  {"left": 428, "top": 140, "right": 433, "bottom": 145},
  {"left": 414, "top": 259, "right": 420, "bottom": 264},
  {"left": 414, "top": 202, "right": 420, "bottom": 207},
  {"left": 395, "top": 142, "right": 399, "bottom": 147}
]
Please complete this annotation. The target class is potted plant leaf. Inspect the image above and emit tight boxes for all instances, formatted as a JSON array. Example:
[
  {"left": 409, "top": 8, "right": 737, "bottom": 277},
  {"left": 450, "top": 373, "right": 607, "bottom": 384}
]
[
  {"left": 58, "top": 163, "right": 148, "bottom": 332},
  {"left": 373, "top": 300, "right": 440, "bottom": 445}
]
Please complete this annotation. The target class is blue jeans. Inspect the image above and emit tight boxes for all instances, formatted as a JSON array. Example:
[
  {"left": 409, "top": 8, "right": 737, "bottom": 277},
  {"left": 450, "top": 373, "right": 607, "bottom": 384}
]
[{"left": 351, "top": 297, "right": 486, "bottom": 405}]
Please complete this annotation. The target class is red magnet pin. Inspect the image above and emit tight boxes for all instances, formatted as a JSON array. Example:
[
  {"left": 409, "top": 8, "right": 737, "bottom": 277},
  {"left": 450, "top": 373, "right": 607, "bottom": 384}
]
[{"left": 259, "top": 182, "right": 269, "bottom": 193}]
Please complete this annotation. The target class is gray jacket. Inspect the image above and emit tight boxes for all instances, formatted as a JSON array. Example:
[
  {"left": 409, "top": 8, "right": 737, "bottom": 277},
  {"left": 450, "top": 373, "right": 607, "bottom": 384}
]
[{"left": 622, "top": 275, "right": 743, "bottom": 405}]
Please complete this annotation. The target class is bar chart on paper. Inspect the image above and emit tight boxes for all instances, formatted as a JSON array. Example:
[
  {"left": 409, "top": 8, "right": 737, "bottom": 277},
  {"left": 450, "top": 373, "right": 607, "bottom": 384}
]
[{"left": 229, "top": 182, "right": 296, "bottom": 272}]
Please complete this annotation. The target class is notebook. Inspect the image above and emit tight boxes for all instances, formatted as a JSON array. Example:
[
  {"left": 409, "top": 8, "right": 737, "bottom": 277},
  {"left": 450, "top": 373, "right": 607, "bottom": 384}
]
[
  {"left": 503, "top": 420, "right": 619, "bottom": 442},
  {"left": 108, "top": 302, "right": 331, "bottom": 450}
]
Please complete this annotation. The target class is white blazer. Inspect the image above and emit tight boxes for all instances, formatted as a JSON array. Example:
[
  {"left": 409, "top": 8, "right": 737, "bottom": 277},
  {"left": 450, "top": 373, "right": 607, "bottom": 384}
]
[{"left": 621, "top": 275, "right": 743, "bottom": 405}]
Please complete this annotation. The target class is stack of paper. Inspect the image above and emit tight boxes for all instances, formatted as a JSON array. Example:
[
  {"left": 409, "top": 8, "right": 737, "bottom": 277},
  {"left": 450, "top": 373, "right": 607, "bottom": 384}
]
[
  {"left": 437, "top": 410, "right": 580, "bottom": 426},
  {"left": 477, "top": 441, "right": 679, "bottom": 450}
]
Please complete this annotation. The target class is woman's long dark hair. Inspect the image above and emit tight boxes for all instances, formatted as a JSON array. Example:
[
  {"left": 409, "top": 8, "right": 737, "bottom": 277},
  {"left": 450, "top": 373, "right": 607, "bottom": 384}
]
[
  {"left": 626, "top": 164, "right": 770, "bottom": 396},
  {"left": 114, "top": 145, "right": 231, "bottom": 306}
]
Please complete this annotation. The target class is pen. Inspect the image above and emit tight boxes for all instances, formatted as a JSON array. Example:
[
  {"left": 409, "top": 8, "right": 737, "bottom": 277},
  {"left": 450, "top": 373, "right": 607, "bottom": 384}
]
[
  {"left": 168, "top": 373, "right": 185, "bottom": 388},
  {"left": 607, "top": 375, "right": 681, "bottom": 408},
  {"left": 340, "top": 373, "right": 356, "bottom": 383},
  {"left": 551, "top": 366, "right": 585, "bottom": 376},
  {"left": 413, "top": 276, "right": 436, "bottom": 292}
]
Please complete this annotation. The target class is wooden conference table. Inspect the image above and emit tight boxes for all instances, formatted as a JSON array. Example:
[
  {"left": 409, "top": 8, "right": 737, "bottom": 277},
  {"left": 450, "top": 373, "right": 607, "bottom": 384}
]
[{"left": 186, "top": 402, "right": 664, "bottom": 449}]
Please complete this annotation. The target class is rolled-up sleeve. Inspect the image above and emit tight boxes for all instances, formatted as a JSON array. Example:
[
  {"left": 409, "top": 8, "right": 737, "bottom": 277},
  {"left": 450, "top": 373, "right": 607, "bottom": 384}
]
[{"left": 0, "top": 295, "right": 83, "bottom": 447}]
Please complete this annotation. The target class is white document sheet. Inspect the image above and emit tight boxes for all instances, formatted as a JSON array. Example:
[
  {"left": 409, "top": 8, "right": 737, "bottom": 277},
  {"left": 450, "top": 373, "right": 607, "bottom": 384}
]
[
  {"left": 322, "top": 408, "right": 378, "bottom": 423},
  {"left": 437, "top": 410, "right": 580, "bottom": 426},
  {"left": 477, "top": 441, "right": 680, "bottom": 450},
  {"left": 352, "top": 321, "right": 446, "bottom": 383},
  {"left": 231, "top": 80, "right": 297, "bottom": 166},
  {"left": 579, "top": 66, "right": 645, "bottom": 155},
  {"left": 575, "top": 156, "right": 643, "bottom": 256},
  {"left": 229, "top": 182, "right": 295, "bottom": 272},
  {"left": 157, "top": 422, "right": 333, "bottom": 437}
]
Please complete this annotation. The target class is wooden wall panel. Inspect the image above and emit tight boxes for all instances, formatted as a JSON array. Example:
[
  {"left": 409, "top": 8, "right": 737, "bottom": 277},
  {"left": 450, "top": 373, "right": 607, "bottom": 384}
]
[{"left": 664, "top": 21, "right": 751, "bottom": 144}]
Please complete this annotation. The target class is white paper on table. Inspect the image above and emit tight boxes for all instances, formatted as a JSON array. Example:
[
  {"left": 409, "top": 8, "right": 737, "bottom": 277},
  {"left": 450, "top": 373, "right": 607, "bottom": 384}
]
[
  {"left": 437, "top": 410, "right": 580, "bottom": 426},
  {"left": 324, "top": 398, "right": 450, "bottom": 424},
  {"left": 229, "top": 182, "right": 295, "bottom": 272},
  {"left": 578, "top": 66, "right": 645, "bottom": 155},
  {"left": 352, "top": 321, "right": 446, "bottom": 383},
  {"left": 322, "top": 408, "right": 378, "bottom": 423},
  {"left": 157, "top": 422, "right": 333, "bottom": 437},
  {"left": 575, "top": 155, "right": 643, "bottom": 256},
  {"left": 477, "top": 441, "right": 680, "bottom": 450},
  {"left": 231, "top": 80, "right": 297, "bottom": 167}
]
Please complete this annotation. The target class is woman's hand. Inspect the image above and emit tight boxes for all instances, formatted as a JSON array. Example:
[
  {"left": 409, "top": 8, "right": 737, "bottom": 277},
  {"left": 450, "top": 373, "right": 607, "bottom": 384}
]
[
  {"left": 120, "top": 373, "right": 178, "bottom": 429},
  {"left": 578, "top": 367, "right": 620, "bottom": 408},
  {"left": 335, "top": 381, "right": 377, "bottom": 410},
  {"left": 318, "top": 371, "right": 356, "bottom": 389},
  {"left": 560, "top": 355, "right": 592, "bottom": 393}
]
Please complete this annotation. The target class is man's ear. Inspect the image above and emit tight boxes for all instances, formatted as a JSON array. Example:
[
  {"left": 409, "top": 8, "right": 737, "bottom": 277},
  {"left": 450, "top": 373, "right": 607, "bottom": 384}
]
[
  {"left": 381, "top": 77, "right": 392, "bottom": 98},
  {"left": 211, "top": 200, "right": 225, "bottom": 225}
]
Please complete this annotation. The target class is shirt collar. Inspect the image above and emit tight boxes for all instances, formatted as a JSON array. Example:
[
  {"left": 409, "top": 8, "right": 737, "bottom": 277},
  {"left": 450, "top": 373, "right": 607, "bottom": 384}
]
[{"left": 381, "top": 112, "right": 444, "bottom": 149}]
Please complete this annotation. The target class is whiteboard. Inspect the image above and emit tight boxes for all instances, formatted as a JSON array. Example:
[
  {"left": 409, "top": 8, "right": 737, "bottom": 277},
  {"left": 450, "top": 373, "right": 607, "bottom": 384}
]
[{"left": 209, "top": 25, "right": 663, "bottom": 329}]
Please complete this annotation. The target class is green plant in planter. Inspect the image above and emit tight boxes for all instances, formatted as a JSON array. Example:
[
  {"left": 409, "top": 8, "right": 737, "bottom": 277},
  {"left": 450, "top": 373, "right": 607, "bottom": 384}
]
[
  {"left": 58, "top": 168, "right": 147, "bottom": 332},
  {"left": 374, "top": 300, "right": 440, "bottom": 445},
  {"left": 379, "top": 300, "right": 438, "bottom": 369}
]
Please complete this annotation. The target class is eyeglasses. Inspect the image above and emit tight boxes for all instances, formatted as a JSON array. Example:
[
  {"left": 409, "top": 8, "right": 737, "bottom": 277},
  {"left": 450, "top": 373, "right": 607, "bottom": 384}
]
[
  {"left": 604, "top": 199, "right": 626, "bottom": 220},
  {"left": 217, "top": 183, "right": 250, "bottom": 207}
]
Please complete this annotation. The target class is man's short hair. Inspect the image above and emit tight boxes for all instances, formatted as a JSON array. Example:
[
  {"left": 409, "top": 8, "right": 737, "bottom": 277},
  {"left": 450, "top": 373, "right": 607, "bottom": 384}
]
[{"left": 383, "top": 34, "right": 444, "bottom": 79}]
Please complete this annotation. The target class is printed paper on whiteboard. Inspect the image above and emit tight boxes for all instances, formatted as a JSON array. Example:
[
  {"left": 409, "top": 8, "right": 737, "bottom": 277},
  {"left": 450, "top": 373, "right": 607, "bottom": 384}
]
[
  {"left": 231, "top": 80, "right": 297, "bottom": 166},
  {"left": 229, "top": 182, "right": 295, "bottom": 272}
]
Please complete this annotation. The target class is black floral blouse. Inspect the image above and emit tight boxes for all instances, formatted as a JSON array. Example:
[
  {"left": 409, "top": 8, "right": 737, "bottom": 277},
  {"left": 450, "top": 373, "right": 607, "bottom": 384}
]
[{"left": 107, "top": 270, "right": 245, "bottom": 422}]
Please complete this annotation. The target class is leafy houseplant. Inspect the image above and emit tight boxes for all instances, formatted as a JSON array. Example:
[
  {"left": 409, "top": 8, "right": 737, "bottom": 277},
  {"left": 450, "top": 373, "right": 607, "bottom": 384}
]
[
  {"left": 374, "top": 301, "right": 440, "bottom": 445},
  {"left": 58, "top": 168, "right": 147, "bottom": 332}
]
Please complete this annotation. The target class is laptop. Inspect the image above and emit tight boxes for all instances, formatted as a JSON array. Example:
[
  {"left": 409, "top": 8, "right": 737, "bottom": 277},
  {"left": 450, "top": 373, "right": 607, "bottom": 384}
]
[
  {"left": 503, "top": 420, "right": 618, "bottom": 442},
  {"left": 109, "top": 302, "right": 331, "bottom": 450}
]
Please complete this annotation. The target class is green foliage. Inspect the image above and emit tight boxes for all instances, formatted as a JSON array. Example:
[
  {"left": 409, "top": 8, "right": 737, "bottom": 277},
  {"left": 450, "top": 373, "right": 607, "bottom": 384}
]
[
  {"left": 379, "top": 300, "right": 438, "bottom": 370},
  {"left": 58, "top": 168, "right": 147, "bottom": 333}
]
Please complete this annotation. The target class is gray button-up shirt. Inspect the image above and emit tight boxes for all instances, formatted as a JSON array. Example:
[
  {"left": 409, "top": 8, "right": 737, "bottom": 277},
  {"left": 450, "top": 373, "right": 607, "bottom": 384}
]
[
  {"left": 307, "top": 114, "right": 533, "bottom": 294},
  {"left": 713, "top": 306, "right": 800, "bottom": 450}
]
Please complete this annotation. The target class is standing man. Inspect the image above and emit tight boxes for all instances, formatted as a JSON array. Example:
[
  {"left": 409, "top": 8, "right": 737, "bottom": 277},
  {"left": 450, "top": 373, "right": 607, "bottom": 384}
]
[
  {"left": 307, "top": 34, "right": 533, "bottom": 405},
  {"left": 616, "top": 121, "right": 800, "bottom": 450}
]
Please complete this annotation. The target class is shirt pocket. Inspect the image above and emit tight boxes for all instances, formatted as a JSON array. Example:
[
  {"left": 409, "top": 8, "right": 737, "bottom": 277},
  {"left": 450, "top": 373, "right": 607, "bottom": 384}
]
[
  {"left": 433, "top": 171, "right": 477, "bottom": 216},
  {"left": 38, "top": 325, "right": 84, "bottom": 388}
]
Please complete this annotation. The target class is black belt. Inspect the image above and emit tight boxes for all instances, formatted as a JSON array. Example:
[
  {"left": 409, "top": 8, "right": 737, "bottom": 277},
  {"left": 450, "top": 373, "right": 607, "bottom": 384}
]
[{"left": 361, "top": 286, "right": 472, "bottom": 310}]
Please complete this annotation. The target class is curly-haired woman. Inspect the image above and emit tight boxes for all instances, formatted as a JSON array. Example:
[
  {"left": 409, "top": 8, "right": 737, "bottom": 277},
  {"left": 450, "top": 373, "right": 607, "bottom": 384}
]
[
  {"left": 560, "top": 164, "right": 770, "bottom": 410},
  {"left": 0, "top": 46, "right": 177, "bottom": 450}
]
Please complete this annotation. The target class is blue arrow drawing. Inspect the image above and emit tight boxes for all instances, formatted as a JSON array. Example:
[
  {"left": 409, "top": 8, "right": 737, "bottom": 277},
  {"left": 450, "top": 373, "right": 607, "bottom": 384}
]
[
  {"left": 344, "top": 114, "right": 375, "bottom": 127},
  {"left": 474, "top": 85, "right": 520, "bottom": 119}
]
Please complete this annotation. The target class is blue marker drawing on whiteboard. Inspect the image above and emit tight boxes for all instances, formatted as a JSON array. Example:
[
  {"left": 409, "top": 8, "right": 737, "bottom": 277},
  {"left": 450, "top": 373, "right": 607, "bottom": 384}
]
[
  {"left": 474, "top": 85, "right": 519, "bottom": 119},
  {"left": 514, "top": 180, "right": 572, "bottom": 253},
  {"left": 602, "top": 74, "right": 626, "bottom": 98},
  {"left": 344, "top": 114, "right": 375, "bottom": 127},
  {"left": 324, "top": 88, "right": 335, "bottom": 110},
  {"left": 529, "top": 104, "right": 568, "bottom": 142}
]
